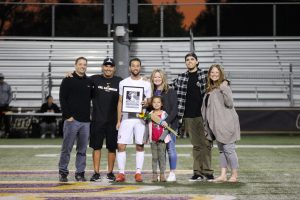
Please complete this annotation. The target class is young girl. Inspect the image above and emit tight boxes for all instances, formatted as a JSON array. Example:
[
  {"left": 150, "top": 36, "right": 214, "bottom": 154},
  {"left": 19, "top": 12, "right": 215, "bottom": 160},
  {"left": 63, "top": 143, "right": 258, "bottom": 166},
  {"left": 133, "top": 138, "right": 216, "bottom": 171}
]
[
  {"left": 145, "top": 96, "right": 170, "bottom": 182},
  {"left": 201, "top": 64, "right": 240, "bottom": 182},
  {"left": 150, "top": 69, "right": 178, "bottom": 182}
]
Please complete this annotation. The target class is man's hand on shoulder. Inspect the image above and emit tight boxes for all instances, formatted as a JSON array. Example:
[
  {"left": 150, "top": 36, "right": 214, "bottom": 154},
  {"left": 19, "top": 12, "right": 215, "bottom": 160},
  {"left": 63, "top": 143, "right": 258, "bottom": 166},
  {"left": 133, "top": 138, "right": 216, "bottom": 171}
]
[{"left": 65, "top": 72, "right": 73, "bottom": 78}]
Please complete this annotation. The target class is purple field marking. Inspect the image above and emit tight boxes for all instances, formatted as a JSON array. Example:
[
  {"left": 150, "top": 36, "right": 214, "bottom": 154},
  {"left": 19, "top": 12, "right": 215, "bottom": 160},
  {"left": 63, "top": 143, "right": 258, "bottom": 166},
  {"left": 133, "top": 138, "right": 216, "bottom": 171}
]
[
  {"left": 47, "top": 197, "right": 189, "bottom": 200},
  {"left": 0, "top": 187, "right": 116, "bottom": 193}
]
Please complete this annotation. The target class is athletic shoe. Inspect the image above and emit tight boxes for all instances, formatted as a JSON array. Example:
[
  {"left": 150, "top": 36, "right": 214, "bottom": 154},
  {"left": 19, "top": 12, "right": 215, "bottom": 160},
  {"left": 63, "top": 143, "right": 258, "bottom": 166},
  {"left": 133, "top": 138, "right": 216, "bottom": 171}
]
[
  {"left": 106, "top": 172, "right": 116, "bottom": 181},
  {"left": 115, "top": 173, "right": 125, "bottom": 182},
  {"left": 160, "top": 173, "right": 166, "bottom": 182},
  {"left": 135, "top": 173, "right": 143, "bottom": 182},
  {"left": 75, "top": 172, "right": 86, "bottom": 182},
  {"left": 189, "top": 174, "right": 204, "bottom": 182},
  {"left": 151, "top": 173, "right": 158, "bottom": 182},
  {"left": 59, "top": 173, "right": 68, "bottom": 182},
  {"left": 166, "top": 172, "right": 176, "bottom": 182},
  {"left": 204, "top": 174, "right": 214, "bottom": 181},
  {"left": 90, "top": 173, "right": 101, "bottom": 182}
]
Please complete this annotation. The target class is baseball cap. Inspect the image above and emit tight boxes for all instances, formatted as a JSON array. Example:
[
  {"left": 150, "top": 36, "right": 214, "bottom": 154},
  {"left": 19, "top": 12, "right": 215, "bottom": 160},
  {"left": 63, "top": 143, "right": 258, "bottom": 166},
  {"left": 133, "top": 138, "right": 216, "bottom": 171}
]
[
  {"left": 103, "top": 58, "right": 115, "bottom": 66},
  {"left": 0, "top": 73, "right": 4, "bottom": 79}
]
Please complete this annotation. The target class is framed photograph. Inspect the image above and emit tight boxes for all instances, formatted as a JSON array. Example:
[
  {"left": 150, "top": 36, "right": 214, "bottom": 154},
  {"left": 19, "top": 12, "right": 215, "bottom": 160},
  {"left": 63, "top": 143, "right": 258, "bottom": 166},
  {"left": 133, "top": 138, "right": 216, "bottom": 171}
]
[{"left": 122, "top": 86, "right": 144, "bottom": 113}]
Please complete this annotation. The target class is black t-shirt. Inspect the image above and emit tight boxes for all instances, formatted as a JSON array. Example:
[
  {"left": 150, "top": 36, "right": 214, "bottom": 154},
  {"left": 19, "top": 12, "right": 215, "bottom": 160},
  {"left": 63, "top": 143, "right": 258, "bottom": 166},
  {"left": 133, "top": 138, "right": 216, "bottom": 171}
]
[
  {"left": 90, "top": 74, "right": 122, "bottom": 123},
  {"left": 184, "top": 71, "right": 203, "bottom": 118},
  {"left": 40, "top": 103, "right": 60, "bottom": 123},
  {"left": 205, "top": 93, "right": 210, "bottom": 108}
]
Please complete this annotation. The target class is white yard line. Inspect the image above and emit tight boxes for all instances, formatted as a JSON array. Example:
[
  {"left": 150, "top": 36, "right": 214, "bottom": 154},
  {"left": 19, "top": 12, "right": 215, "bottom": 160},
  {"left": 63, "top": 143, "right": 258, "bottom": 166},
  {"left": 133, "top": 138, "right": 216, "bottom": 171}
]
[
  {"left": 34, "top": 153, "right": 191, "bottom": 157},
  {"left": 0, "top": 144, "right": 300, "bottom": 148}
]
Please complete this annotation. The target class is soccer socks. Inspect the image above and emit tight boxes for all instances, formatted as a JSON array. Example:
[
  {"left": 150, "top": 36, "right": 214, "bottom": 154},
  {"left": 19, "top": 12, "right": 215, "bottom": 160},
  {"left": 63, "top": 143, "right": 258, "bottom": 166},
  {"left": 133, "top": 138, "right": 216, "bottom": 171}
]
[
  {"left": 136, "top": 151, "right": 144, "bottom": 174},
  {"left": 117, "top": 151, "right": 144, "bottom": 174},
  {"left": 117, "top": 151, "right": 126, "bottom": 174}
]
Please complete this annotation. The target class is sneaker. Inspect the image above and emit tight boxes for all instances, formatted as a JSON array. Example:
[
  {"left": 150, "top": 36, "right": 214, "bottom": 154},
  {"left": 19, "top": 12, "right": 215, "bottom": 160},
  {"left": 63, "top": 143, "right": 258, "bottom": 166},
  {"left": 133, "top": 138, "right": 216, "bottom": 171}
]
[
  {"left": 90, "top": 173, "right": 101, "bottom": 182},
  {"left": 151, "top": 173, "right": 158, "bottom": 182},
  {"left": 189, "top": 174, "right": 204, "bottom": 182},
  {"left": 160, "top": 173, "right": 166, "bottom": 182},
  {"left": 106, "top": 172, "right": 116, "bottom": 181},
  {"left": 167, "top": 172, "right": 176, "bottom": 182},
  {"left": 135, "top": 173, "right": 143, "bottom": 182},
  {"left": 51, "top": 134, "right": 55, "bottom": 139},
  {"left": 41, "top": 134, "right": 46, "bottom": 139},
  {"left": 204, "top": 174, "right": 214, "bottom": 181},
  {"left": 75, "top": 172, "right": 86, "bottom": 182},
  {"left": 115, "top": 173, "right": 125, "bottom": 182},
  {"left": 59, "top": 173, "right": 68, "bottom": 182}
]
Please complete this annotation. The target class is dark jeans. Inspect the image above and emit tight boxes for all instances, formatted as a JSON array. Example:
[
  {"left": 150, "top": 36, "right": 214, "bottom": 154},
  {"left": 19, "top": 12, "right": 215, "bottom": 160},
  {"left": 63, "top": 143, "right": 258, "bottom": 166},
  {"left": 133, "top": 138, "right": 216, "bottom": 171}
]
[
  {"left": 40, "top": 122, "right": 56, "bottom": 136},
  {"left": 0, "top": 106, "right": 10, "bottom": 134},
  {"left": 58, "top": 120, "right": 90, "bottom": 175}
]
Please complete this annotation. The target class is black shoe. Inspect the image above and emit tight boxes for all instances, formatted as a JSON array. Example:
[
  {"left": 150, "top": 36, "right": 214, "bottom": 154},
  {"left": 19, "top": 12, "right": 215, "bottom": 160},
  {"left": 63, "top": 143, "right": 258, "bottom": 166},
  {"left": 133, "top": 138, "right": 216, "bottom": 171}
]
[
  {"left": 106, "top": 172, "right": 116, "bottom": 181},
  {"left": 75, "top": 172, "right": 86, "bottom": 182},
  {"left": 90, "top": 173, "right": 101, "bottom": 182},
  {"left": 59, "top": 173, "right": 68, "bottom": 182},
  {"left": 189, "top": 174, "right": 204, "bottom": 182},
  {"left": 204, "top": 174, "right": 214, "bottom": 180}
]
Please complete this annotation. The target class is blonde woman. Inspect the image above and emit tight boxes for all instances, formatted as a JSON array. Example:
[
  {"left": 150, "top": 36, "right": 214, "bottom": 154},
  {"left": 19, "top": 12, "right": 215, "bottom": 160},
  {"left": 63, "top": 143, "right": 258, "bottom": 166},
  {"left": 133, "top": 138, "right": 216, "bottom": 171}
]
[
  {"left": 201, "top": 64, "right": 240, "bottom": 182},
  {"left": 150, "top": 69, "right": 178, "bottom": 182}
]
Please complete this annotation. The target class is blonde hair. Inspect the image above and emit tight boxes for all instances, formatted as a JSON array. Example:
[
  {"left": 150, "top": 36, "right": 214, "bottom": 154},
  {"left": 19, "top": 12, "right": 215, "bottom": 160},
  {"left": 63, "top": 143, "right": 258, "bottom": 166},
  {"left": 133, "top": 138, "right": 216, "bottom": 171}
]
[
  {"left": 150, "top": 69, "right": 169, "bottom": 93},
  {"left": 206, "top": 64, "right": 226, "bottom": 93}
]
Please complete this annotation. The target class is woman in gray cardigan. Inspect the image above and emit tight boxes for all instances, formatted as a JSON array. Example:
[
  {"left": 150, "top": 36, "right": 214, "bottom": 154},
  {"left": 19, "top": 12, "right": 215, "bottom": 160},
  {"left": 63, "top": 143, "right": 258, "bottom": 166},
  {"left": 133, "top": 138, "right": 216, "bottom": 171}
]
[{"left": 201, "top": 64, "right": 240, "bottom": 182}]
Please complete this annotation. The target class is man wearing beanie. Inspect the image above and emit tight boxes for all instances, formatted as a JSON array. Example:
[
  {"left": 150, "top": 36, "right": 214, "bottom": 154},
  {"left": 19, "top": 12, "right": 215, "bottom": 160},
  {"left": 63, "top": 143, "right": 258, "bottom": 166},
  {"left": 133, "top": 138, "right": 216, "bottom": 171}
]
[{"left": 170, "top": 52, "right": 214, "bottom": 181}]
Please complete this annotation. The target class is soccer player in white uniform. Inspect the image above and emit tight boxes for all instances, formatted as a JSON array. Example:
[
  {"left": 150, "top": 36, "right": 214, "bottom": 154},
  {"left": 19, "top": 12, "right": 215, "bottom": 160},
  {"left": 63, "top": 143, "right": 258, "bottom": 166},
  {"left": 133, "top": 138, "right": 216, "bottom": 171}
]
[{"left": 115, "top": 58, "right": 151, "bottom": 182}]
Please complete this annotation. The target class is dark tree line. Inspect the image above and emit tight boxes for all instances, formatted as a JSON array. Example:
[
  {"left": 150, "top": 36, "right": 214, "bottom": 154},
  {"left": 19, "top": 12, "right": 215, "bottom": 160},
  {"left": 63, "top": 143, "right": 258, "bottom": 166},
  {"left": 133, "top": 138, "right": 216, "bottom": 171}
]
[
  {"left": 0, "top": 0, "right": 299, "bottom": 37},
  {"left": 191, "top": 0, "right": 300, "bottom": 36}
]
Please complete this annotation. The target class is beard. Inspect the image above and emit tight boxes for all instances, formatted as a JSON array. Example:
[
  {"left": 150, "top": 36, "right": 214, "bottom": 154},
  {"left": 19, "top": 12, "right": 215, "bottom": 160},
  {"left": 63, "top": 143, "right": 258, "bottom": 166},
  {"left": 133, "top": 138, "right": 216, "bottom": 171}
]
[{"left": 131, "top": 70, "right": 140, "bottom": 77}]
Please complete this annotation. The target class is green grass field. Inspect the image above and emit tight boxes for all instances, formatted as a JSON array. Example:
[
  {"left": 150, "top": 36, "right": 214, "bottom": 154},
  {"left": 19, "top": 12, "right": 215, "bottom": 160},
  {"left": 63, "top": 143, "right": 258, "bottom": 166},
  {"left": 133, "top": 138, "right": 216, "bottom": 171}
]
[{"left": 0, "top": 135, "right": 300, "bottom": 200}]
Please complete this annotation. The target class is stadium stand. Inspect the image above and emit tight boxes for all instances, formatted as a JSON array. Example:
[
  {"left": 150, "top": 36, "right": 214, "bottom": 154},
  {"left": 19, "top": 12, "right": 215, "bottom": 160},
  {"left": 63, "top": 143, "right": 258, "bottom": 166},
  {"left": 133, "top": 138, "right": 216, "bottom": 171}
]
[{"left": 0, "top": 37, "right": 299, "bottom": 110}]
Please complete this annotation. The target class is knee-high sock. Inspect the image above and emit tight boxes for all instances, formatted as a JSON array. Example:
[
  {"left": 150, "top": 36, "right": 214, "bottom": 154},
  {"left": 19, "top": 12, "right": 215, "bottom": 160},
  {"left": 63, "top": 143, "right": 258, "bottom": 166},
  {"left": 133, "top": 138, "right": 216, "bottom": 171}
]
[
  {"left": 117, "top": 151, "right": 126, "bottom": 174},
  {"left": 136, "top": 151, "right": 144, "bottom": 174}
]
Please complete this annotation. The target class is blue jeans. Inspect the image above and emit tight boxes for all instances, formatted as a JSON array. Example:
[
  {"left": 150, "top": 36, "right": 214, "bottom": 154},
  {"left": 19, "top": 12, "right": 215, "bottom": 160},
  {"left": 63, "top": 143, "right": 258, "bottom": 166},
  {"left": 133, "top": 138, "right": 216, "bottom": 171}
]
[
  {"left": 166, "top": 132, "right": 177, "bottom": 170},
  {"left": 58, "top": 120, "right": 90, "bottom": 175}
]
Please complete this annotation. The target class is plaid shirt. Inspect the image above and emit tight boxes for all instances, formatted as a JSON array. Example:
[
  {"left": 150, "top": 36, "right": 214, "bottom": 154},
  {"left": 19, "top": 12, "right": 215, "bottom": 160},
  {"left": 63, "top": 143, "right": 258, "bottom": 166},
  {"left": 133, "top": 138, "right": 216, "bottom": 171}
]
[{"left": 170, "top": 68, "right": 207, "bottom": 122}]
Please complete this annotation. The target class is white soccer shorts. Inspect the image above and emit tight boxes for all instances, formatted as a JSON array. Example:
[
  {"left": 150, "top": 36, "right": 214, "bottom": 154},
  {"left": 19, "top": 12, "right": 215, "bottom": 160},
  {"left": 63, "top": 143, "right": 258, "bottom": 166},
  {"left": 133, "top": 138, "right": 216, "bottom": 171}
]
[{"left": 117, "top": 118, "right": 145, "bottom": 145}]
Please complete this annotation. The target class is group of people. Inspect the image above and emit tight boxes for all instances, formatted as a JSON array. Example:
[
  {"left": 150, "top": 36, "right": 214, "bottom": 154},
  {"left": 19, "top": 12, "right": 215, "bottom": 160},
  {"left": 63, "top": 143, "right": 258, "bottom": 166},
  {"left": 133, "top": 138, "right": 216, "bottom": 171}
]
[
  {"left": 57, "top": 52, "right": 241, "bottom": 183},
  {"left": 0, "top": 73, "right": 60, "bottom": 139}
]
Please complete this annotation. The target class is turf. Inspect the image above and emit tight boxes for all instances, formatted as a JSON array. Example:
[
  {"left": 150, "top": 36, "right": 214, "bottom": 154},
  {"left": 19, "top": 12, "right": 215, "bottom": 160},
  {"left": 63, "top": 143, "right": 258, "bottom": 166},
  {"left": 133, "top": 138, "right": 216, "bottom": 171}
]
[{"left": 0, "top": 135, "right": 300, "bottom": 200}]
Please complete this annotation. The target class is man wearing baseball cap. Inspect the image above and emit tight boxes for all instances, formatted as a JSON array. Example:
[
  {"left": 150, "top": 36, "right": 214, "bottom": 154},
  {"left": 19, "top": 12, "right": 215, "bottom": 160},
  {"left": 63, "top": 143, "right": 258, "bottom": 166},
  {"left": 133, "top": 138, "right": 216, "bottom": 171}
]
[
  {"left": 89, "top": 57, "right": 122, "bottom": 182},
  {"left": 0, "top": 73, "right": 12, "bottom": 138}
]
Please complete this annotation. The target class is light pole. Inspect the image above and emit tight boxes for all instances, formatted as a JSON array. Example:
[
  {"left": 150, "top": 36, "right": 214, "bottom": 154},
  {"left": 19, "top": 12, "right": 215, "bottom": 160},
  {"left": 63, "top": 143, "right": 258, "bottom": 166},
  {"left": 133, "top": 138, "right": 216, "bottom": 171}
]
[{"left": 104, "top": 0, "right": 138, "bottom": 78}]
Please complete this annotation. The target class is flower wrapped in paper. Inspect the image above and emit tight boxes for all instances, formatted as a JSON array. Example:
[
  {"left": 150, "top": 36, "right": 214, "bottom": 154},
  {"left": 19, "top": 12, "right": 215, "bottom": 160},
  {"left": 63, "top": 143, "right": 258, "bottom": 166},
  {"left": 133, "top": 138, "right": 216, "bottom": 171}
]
[{"left": 137, "top": 111, "right": 178, "bottom": 137}]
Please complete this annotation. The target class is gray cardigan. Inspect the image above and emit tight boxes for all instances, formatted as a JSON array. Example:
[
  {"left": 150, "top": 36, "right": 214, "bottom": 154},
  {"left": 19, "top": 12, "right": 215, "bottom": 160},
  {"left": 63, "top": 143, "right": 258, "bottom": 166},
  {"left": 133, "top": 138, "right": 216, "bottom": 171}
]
[{"left": 201, "top": 84, "right": 240, "bottom": 144}]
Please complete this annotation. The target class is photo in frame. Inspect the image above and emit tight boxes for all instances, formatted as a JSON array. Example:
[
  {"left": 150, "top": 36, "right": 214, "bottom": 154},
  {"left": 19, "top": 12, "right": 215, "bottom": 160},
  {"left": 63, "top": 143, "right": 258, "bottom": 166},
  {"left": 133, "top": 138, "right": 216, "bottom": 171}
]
[{"left": 122, "top": 86, "right": 144, "bottom": 113}]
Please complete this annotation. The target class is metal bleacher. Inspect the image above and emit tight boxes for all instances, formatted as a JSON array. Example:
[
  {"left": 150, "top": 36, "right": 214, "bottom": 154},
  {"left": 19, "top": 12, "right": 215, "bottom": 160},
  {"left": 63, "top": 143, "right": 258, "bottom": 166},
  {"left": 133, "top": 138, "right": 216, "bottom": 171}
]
[
  {"left": 0, "top": 37, "right": 299, "bottom": 110},
  {"left": 0, "top": 38, "right": 113, "bottom": 109}
]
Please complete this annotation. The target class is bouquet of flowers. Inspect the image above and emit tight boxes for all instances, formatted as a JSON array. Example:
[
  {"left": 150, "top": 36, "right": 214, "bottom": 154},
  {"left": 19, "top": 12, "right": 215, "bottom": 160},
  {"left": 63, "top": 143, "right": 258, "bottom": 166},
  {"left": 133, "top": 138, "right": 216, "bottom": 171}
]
[{"left": 137, "top": 112, "right": 178, "bottom": 136}]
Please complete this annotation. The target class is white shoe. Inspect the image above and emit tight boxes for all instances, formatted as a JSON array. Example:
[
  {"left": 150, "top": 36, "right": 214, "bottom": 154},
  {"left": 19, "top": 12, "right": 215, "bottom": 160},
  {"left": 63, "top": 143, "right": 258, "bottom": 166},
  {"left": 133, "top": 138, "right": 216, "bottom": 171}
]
[
  {"left": 167, "top": 172, "right": 176, "bottom": 182},
  {"left": 41, "top": 134, "right": 46, "bottom": 139},
  {"left": 51, "top": 134, "right": 55, "bottom": 139}
]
